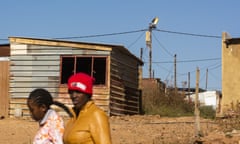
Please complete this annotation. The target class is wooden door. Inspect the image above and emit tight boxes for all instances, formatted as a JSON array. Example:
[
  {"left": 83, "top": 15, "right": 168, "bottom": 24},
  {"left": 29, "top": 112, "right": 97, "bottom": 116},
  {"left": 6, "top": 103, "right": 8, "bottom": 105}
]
[{"left": 0, "top": 61, "right": 9, "bottom": 117}]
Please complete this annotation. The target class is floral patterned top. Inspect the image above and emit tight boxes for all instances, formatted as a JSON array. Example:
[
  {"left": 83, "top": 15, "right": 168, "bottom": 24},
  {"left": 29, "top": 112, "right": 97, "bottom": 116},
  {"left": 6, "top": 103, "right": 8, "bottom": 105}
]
[{"left": 33, "top": 109, "right": 64, "bottom": 144}]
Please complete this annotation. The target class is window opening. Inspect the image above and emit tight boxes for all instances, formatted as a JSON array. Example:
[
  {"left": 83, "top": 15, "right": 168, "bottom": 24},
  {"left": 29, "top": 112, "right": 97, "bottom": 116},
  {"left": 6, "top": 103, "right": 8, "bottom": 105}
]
[{"left": 61, "top": 56, "right": 107, "bottom": 85}]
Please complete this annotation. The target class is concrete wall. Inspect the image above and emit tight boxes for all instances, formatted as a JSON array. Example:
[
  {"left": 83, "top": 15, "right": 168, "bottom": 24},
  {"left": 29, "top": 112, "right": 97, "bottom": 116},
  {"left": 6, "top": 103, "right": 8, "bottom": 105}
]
[{"left": 221, "top": 32, "right": 240, "bottom": 117}]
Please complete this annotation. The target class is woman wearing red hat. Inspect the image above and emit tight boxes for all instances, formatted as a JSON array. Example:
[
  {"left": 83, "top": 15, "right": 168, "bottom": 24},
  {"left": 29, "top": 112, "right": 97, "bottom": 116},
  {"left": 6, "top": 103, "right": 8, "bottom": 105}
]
[{"left": 63, "top": 72, "right": 112, "bottom": 144}]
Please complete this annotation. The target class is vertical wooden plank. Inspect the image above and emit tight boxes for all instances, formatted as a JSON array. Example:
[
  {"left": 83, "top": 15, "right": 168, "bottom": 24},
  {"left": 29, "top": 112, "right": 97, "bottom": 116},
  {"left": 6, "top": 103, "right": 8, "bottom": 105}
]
[{"left": 0, "top": 61, "right": 9, "bottom": 117}]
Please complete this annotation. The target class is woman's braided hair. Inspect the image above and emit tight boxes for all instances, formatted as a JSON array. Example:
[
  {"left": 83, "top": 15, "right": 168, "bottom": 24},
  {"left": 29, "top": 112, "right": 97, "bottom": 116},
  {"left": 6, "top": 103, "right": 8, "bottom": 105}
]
[{"left": 28, "top": 88, "right": 73, "bottom": 117}]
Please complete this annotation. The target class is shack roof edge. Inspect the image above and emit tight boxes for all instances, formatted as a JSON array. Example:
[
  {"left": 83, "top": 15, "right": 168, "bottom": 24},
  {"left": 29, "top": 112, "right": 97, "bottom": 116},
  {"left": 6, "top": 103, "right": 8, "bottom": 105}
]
[{"left": 9, "top": 36, "right": 143, "bottom": 65}]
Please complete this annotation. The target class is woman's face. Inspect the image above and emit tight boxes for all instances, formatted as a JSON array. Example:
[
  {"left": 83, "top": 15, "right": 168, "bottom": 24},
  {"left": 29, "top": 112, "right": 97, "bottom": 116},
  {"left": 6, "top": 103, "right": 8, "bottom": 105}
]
[
  {"left": 27, "top": 99, "right": 46, "bottom": 121},
  {"left": 69, "top": 90, "right": 89, "bottom": 110}
]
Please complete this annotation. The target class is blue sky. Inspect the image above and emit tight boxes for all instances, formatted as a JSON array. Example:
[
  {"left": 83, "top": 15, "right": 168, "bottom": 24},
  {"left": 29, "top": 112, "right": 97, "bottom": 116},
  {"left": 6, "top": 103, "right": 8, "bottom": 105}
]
[{"left": 1, "top": 1, "right": 240, "bottom": 91}]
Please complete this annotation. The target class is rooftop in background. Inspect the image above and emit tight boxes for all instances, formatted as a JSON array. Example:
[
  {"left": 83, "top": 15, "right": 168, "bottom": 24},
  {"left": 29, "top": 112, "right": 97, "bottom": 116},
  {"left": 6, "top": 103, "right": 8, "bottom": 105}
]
[{"left": 0, "top": 44, "right": 10, "bottom": 57}]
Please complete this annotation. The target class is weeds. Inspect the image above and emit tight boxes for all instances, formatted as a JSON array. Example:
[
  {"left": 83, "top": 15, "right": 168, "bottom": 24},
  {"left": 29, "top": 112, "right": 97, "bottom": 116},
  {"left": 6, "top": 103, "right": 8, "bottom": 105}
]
[
  {"left": 142, "top": 88, "right": 216, "bottom": 119},
  {"left": 142, "top": 88, "right": 195, "bottom": 117}
]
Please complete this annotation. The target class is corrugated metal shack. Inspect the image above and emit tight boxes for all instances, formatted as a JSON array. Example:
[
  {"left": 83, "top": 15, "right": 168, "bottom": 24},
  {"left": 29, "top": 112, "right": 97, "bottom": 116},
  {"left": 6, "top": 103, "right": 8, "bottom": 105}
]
[{"left": 8, "top": 37, "right": 143, "bottom": 117}]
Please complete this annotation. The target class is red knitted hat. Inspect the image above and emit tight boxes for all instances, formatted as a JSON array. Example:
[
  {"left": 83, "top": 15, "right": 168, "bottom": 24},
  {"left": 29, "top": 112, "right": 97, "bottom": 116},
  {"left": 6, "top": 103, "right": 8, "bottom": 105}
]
[{"left": 68, "top": 72, "right": 95, "bottom": 95}]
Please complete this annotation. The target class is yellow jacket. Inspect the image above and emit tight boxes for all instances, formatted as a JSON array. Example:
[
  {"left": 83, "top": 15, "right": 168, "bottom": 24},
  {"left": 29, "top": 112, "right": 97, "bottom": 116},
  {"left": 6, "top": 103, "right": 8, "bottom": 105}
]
[{"left": 63, "top": 101, "right": 112, "bottom": 144}]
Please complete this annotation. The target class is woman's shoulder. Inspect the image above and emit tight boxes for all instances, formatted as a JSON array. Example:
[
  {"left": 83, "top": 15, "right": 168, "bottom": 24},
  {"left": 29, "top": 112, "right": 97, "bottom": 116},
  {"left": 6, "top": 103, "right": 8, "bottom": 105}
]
[
  {"left": 48, "top": 109, "right": 64, "bottom": 121},
  {"left": 88, "top": 103, "right": 107, "bottom": 117}
]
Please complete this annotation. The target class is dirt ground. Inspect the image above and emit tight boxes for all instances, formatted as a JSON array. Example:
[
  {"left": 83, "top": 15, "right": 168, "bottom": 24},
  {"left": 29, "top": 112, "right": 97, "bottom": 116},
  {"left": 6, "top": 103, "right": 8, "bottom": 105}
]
[{"left": 1, "top": 115, "right": 240, "bottom": 144}]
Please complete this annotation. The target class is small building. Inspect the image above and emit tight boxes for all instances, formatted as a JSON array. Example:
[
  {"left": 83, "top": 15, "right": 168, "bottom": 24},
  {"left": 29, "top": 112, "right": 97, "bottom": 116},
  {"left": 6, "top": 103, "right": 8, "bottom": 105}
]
[
  {"left": 141, "top": 78, "right": 165, "bottom": 113},
  {"left": 6, "top": 37, "right": 143, "bottom": 118},
  {"left": 221, "top": 32, "right": 240, "bottom": 117},
  {"left": 189, "top": 91, "right": 221, "bottom": 110}
]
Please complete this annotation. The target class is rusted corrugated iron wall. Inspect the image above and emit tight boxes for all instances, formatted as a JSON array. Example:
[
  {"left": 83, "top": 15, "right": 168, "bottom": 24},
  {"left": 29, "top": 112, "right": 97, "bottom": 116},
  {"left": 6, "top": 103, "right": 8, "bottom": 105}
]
[
  {"left": 9, "top": 44, "right": 66, "bottom": 117},
  {"left": 9, "top": 43, "right": 111, "bottom": 117},
  {"left": 110, "top": 48, "right": 141, "bottom": 115}
]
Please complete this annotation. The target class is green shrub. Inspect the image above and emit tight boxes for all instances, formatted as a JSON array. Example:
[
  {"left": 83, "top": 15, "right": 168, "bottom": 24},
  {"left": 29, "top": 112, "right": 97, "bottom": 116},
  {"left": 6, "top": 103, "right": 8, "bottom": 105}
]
[{"left": 199, "top": 106, "right": 216, "bottom": 119}]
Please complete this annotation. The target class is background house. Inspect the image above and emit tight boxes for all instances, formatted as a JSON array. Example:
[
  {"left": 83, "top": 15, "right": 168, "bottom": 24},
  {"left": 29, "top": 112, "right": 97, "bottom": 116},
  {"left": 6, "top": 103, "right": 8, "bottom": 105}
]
[
  {"left": 221, "top": 32, "right": 240, "bottom": 117},
  {"left": 141, "top": 78, "right": 165, "bottom": 110},
  {"left": 7, "top": 37, "right": 143, "bottom": 118},
  {"left": 189, "top": 91, "right": 221, "bottom": 110}
]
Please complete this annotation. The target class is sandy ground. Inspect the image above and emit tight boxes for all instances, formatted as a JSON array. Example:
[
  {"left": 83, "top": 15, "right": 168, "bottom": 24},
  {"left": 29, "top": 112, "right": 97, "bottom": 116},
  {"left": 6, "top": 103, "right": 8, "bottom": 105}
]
[{"left": 0, "top": 115, "right": 240, "bottom": 144}]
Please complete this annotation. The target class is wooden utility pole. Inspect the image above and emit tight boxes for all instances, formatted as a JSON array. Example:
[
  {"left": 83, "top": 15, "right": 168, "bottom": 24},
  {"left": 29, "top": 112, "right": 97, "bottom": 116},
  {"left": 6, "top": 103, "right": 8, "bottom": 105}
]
[
  {"left": 145, "top": 17, "right": 159, "bottom": 78},
  {"left": 146, "top": 29, "right": 152, "bottom": 78},
  {"left": 205, "top": 68, "right": 208, "bottom": 90},
  {"left": 188, "top": 72, "right": 190, "bottom": 102},
  {"left": 195, "top": 67, "right": 202, "bottom": 141},
  {"left": 174, "top": 54, "right": 177, "bottom": 92}
]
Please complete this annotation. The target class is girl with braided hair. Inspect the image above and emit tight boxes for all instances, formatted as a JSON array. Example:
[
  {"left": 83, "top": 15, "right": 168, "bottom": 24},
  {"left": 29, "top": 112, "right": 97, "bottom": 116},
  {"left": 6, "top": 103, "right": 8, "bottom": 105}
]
[{"left": 27, "top": 88, "right": 72, "bottom": 144}]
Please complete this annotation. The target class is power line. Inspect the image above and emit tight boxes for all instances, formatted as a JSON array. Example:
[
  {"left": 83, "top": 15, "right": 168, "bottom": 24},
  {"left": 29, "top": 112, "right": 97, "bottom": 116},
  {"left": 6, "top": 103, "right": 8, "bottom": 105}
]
[
  {"left": 145, "top": 57, "right": 221, "bottom": 64},
  {"left": 0, "top": 28, "right": 222, "bottom": 41},
  {"left": 155, "top": 29, "right": 221, "bottom": 39},
  {"left": 0, "top": 38, "right": 8, "bottom": 41},
  {"left": 152, "top": 33, "right": 174, "bottom": 57},
  {"left": 127, "top": 31, "right": 145, "bottom": 48},
  {"left": 175, "top": 62, "right": 221, "bottom": 83},
  {"left": 209, "top": 64, "right": 221, "bottom": 70},
  {"left": 208, "top": 69, "right": 221, "bottom": 82},
  {"left": 53, "top": 29, "right": 148, "bottom": 40}
]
